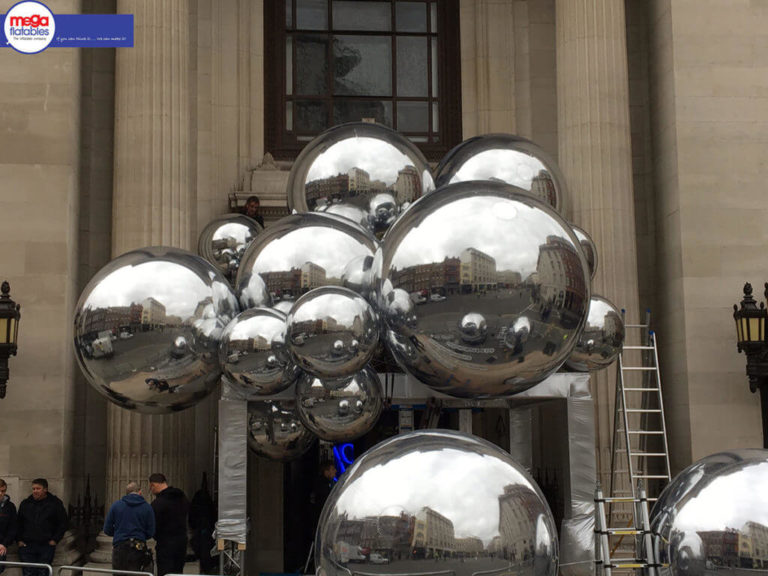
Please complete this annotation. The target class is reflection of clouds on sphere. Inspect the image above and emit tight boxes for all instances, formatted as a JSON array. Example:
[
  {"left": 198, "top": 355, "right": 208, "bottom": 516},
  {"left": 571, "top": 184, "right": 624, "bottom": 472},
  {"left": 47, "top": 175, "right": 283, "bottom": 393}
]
[
  {"left": 571, "top": 224, "right": 598, "bottom": 280},
  {"left": 286, "top": 122, "right": 434, "bottom": 236},
  {"left": 295, "top": 367, "right": 383, "bottom": 441},
  {"left": 219, "top": 307, "right": 300, "bottom": 395},
  {"left": 650, "top": 449, "right": 768, "bottom": 576},
  {"left": 197, "top": 213, "right": 263, "bottom": 280},
  {"left": 317, "top": 430, "right": 558, "bottom": 576},
  {"left": 248, "top": 400, "right": 316, "bottom": 461},
  {"left": 73, "top": 246, "right": 239, "bottom": 414},
  {"left": 565, "top": 295, "right": 623, "bottom": 372},
  {"left": 434, "top": 133, "right": 567, "bottom": 213},
  {"left": 376, "top": 181, "right": 590, "bottom": 398},
  {"left": 286, "top": 286, "right": 379, "bottom": 379}
]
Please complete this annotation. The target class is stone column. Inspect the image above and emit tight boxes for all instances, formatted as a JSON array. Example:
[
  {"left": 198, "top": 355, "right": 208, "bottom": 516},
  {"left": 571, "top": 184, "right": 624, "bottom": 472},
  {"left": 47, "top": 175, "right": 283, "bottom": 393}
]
[{"left": 555, "top": 0, "right": 640, "bottom": 488}]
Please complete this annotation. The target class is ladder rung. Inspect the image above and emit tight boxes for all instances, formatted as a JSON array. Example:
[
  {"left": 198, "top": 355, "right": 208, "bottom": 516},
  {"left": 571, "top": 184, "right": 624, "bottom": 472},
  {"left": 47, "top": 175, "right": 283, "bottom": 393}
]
[
  {"left": 626, "top": 409, "right": 662, "bottom": 413},
  {"left": 623, "top": 387, "right": 660, "bottom": 392},
  {"left": 623, "top": 345, "right": 654, "bottom": 350},
  {"left": 622, "top": 367, "right": 656, "bottom": 371},
  {"left": 616, "top": 450, "right": 668, "bottom": 457},
  {"left": 624, "top": 324, "right": 649, "bottom": 328},
  {"left": 610, "top": 563, "right": 648, "bottom": 569},
  {"left": 602, "top": 528, "right": 643, "bottom": 535},
  {"left": 632, "top": 474, "right": 670, "bottom": 479},
  {"left": 627, "top": 430, "right": 664, "bottom": 434}
]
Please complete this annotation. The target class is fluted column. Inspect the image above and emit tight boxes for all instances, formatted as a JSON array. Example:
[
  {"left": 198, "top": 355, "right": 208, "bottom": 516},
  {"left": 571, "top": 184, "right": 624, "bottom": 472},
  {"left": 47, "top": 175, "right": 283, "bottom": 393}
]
[
  {"left": 556, "top": 0, "right": 640, "bottom": 487},
  {"left": 108, "top": 0, "right": 195, "bottom": 505}
]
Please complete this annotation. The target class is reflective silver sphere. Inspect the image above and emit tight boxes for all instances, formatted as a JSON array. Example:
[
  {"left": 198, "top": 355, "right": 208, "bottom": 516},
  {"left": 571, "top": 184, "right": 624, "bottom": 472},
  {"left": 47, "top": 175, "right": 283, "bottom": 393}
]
[
  {"left": 651, "top": 449, "right": 768, "bottom": 576},
  {"left": 316, "top": 429, "right": 558, "bottom": 576},
  {"left": 376, "top": 181, "right": 590, "bottom": 398},
  {"left": 565, "top": 295, "right": 624, "bottom": 372},
  {"left": 286, "top": 122, "right": 434, "bottom": 236},
  {"left": 286, "top": 286, "right": 380, "bottom": 379},
  {"left": 571, "top": 224, "right": 598, "bottom": 280},
  {"left": 295, "top": 366, "right": 383, "bottom": 442},
  {"left": 219, "top": 307, "right": 300, "bottom": 396},
  {"left": 434, "top": 134, "right": 567, "bottom": 213},
  {"left": 236, "top": 212, "right": 377, "bottom": 310},
  {"left": 272, "top": 299, "right": 295, "bottom": 315},
  {"left": 247, "top": 400, "right": 316, "bottom": 461},
  {"left": 73, "top": 246, "right": 239, "bottom": 414},
  {"left": 341, "top": 254, "right": 376, "bottom": 302},
  {"left": 197, "top": 213, "right": 263, "bottom": 280}
]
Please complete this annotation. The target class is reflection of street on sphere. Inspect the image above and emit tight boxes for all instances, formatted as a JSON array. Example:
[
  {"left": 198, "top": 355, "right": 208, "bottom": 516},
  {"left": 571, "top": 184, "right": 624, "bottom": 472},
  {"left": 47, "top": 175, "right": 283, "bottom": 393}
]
[
  {"left": 197, "top": 213, "right": 263, "bottom": 280},
  {"left": 248, "top": 399, "right": 315, "bottom": 461},
  {"left": 565, "top": 295, "right": 624, "bottom": 372}
]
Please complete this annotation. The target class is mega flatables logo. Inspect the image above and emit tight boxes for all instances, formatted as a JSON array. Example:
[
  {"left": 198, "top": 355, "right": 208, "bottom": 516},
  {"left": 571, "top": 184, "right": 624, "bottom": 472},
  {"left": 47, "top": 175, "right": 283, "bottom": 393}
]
[{"left": 3, "top": 1, "right": 55, "bottom": 54}]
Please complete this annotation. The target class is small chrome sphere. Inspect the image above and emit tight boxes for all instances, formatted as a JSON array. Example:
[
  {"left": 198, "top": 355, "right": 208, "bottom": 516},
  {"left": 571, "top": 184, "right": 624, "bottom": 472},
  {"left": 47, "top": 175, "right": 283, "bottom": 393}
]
[
  {"left": 459, "top": 312, "right": 488, "bottom": 344},
  {"left": 434, "top": 133, "right": 567, "bottom": 213},
  {"left": 219, "top": 307, "right": 300, "bottom": 396},
  {"left": 247, "top": 400, "right": 316, "bottom": 461},
  {"left": 571, "top": 224, "right": 598, "bottom": 280},
  {"left": 286, "top": 286, "right": 380, "bottom": 379},
  {"left": 565, "top": 295, "right": 624, "bottom": 372},
  {"left": 316, "top": 430, "right": 558, "bottom": 576},
  {"left": 73, "top": 246, "right": 239, "bottom": 414},
  {"left": 197, "top": 213, "right": 263, "bottom": 280},
  {"left": 295, "top": 367, "right": 383, "bottom": 442}
]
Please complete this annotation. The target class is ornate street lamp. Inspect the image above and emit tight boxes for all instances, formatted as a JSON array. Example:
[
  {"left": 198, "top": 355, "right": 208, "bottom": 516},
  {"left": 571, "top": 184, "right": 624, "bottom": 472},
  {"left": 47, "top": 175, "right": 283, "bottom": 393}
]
[
  {"left": 733, "top": 282, "right": 768, "bottom": 447},
  {"left": 0, "top": 281, "right": 21, "bottom": 399}
]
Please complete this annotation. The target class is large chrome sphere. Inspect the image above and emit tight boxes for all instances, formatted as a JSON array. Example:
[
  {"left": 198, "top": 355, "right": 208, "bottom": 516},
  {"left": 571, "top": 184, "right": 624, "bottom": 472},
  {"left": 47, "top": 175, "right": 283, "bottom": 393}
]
[
  {"left": 376, "top": 181, "right": 590, "bottom": 398},
  {"left": 650, "top": 449, "right": 768, "bottom": 576},
  {"left": 571, "top": 224, "right": 598, "bottom": 280},
  {"left": 286, "top": 122, "right": 434, "bottom": 236},
  {"left": 434, "top": 134, "right": 567, "bottom": 213},
  {"left": 286, "top": 286, "right": 379, "bottom": 379},
  {"left": 219, "top": 307, "right": 300, "bottom": 396},
  {"left": 295, "top": 367, "right": 383, "bottom": 442},
  {"left": 565, "top": 295, "right": 623, "bottom": 372},
  {"left": 247, "top": 400, "right": 316, "bottom": 461},
  {"left": 316, "top": 429, "right": 558, "bottom": 576},
  {"left": 235, "top": 212, "right": 377, "bottom": 310},
  {"left": 73, "top": 246, "right": 239, "bottom": 414},
  {"left": 197, "top": 213, "right": 263, "bottom": 280}
]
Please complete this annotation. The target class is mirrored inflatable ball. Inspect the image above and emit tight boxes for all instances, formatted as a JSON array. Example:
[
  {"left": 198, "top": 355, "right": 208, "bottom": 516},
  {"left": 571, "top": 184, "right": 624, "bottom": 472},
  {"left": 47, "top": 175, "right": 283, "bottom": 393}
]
[
  {"left": 565, "top": 295, "right": 624, "bottom": 372},
  {"left": 295, "top": 366, "right": 383, "bottom": 442},
  {"left": 73, "top": 246, "right": 239, "bottom": 414},
  {"left": 571, "top": 224, "right": 598, "bottom": 280},
  {"left": 248, "top": 400, "right": 316, "bottom": 461},
  {"left": 434, "top": 133, "right": 567, "bottom": 213},
  {"left": 197, "top": 213, "right": 263, "bottom": 280},
  {"left": 286, "top": 286, "right": 379, "bottom": 379},
  {"left": 650, "top": 449, "right": 768, "bottom": 576},
  {"left": 316, "top": 429, "right": 558, "bottom": 576},
  {"left": 219, "top": 307, "right": 300, "bottom": 396},
  {"left": 286, "top": 122, "right": 434, "bottom": 236},
  {"left": 377, "top": 180, "right": 590, "bottom": 398}
]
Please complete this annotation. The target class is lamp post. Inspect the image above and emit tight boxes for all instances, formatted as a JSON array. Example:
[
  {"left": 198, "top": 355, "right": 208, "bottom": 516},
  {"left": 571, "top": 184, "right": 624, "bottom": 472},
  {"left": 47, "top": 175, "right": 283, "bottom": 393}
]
[
  {"left": 0, "top": 281, "right": 21, "bottom": 399},
  {"left": 733, "top": 282, "right": 768, "bottom": 448}
]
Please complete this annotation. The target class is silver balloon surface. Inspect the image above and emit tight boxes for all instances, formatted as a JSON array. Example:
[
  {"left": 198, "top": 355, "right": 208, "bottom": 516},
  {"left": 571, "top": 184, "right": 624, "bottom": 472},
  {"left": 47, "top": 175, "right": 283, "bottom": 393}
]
[
  {"left": 197, "top": 213, "right": 263, "bottom": 280},
  {"left": 286, "top": 122, "right": 434, "bottom": 236},
  {"left": 341, "top": 254, "right": 376, "bottom": 302},
  {"left": 247, "top": 399, "right": 316, "bottom": 461},
  {"left": 219, "top": 307, "right": 300, "bottom": 396},
  {"left": 286, "top": 286, "right": 379, "bottom": 379},
  {"left": 376, "top": 181, "right": 590, "bottom": 398},
  {"left": 571, "top": 224, "right": 598, "bottom": 280},
  {"left": 316, "top": 429, "right": 558, "bottom": 576},
  {"left": 295, "top": 366, "right": 383, "bottom": 442},
  {"left": 235, "top": 212, "right": 377, "bottom": 310},
  {"left": 73, "top": 246, "right": 239, "bottom": 414},
  {"left": 565, "top": 295, "right": 623, "bottom": 372},
  {"left": 434, "top": 134, "right": 566, "bottom": 213},
  {"left": 650, "top": 449, "right": 768, "bottom": 576}
]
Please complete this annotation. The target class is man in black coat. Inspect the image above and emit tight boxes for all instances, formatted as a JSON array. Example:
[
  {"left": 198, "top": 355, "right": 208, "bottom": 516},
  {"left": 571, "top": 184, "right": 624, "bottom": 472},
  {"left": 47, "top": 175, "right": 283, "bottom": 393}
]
[
  {"left": 17, "top": 479, "right": 68, "bottom": 576},
  {"left": 0, "top": 479, "right": 17, "bottom": 574},
  {"left": 149, "top": 473, "right": 189, "bottom": 576}
]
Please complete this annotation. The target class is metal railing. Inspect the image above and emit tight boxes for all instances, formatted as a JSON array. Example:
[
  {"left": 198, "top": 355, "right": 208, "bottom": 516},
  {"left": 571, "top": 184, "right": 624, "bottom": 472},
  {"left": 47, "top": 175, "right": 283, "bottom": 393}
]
[
  {"left": 58, "top": 565, "right": 153, "bottom": 576},
  {"left": 0, "top": 561, "right": 53, "bottom": 576}
]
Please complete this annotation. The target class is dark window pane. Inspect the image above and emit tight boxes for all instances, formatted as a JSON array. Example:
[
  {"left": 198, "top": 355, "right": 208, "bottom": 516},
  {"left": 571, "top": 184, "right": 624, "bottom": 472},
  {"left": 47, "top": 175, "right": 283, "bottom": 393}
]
[
  {"left": 286, "top": 101, "right": 293, "bottom": 130},
  {"left": 430, "top": 2, "right": 437, "bottom": 32},
  {"left": 294, "top": 100, "right": 328, "bottom": 132},
  {"left": 286, "top": 0, "right": 293, "bottom": 27},
  {"left": 295, "top": 34, "right": 328, "bottom": 95},
  {"left": 333, "top": 100, "right": 393, "bottom": 127},
  {"left": 297, "top": 0, "right": 327, "bottom": 30},
  {"left": 431, "top": 36, "right": 438, "bottom": 96},
  {"left": 396, "top": 2, "right": 426, "bottom": 32},
  {"left": 432, "top": 101, "right": 439, "bottom": 132},
  {"left": 397, "top": 101, "right": 429, "bottom": 132},
  {"left": 334, "top": 35, "right": 392, "bottom": 96},
  {"left": 286, "top": 37, "right": 293, "bottom": 95},
  {"left": 334, "top": 1, "right": 391, "bottom": 31},
  {"left": 397, "top": 36, "right": 428, "bottom": 97}
]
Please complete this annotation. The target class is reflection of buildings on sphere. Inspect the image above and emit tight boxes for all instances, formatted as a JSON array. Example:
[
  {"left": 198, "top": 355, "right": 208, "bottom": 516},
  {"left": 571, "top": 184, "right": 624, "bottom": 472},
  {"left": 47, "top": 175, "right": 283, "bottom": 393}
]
[
  {"left": 530, "top": 171, "right": 557, "bottom": 208},
  {"left": 391, "top": 257, "right": 460, "bottom": 296},
  {"left": 460, "top": 247, "right": 497, "bottom": 293},
  {"left": 537, "top": 236, "right": 588, "bottom": 318},
  {"left": 261, "top": 262, "right": 338, "bottom": 298},
  {"left": 141, "top": 296, "right": 166, "bottom": 328},
  {"left": 412, "top": 507, "right": 455, "bottom": 558},
  {"left": 498, "top": 484, "right": 540, "bottom": 562},
  {"left": 394, "top": 165, "right": 421, "bottom": 203}
]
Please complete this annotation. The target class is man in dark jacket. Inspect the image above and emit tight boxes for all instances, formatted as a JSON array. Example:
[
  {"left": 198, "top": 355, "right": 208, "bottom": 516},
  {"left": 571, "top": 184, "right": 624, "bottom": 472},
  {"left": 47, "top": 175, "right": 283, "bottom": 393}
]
[
  {"left": 149, "top": 473, "right": 189, "bottom": 576},
  {"left": 103, "top": 481, "right": 155, "bottom": 572},
  {"left": 0, "top": 479, "right": 17, "bottom": 574},
  {"left": 17, "top": 478, "right": 67, "bottom": 576}
]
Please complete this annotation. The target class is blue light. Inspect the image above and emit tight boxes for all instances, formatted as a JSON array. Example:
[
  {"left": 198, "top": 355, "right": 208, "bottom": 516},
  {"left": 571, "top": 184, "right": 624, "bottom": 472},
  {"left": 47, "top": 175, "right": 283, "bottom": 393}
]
[{"left": 332, "top": 443, "right": 355, "bottom": 480}]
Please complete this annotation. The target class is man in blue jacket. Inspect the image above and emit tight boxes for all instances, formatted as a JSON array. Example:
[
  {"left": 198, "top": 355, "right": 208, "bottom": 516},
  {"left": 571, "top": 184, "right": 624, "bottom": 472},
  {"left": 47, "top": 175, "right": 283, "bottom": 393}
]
[
  {"left": 103, "top": 481, "right": 155, "bottom": 572},
  {"left": 17, "top": 479, "right": 67, "bottom": 576}
]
